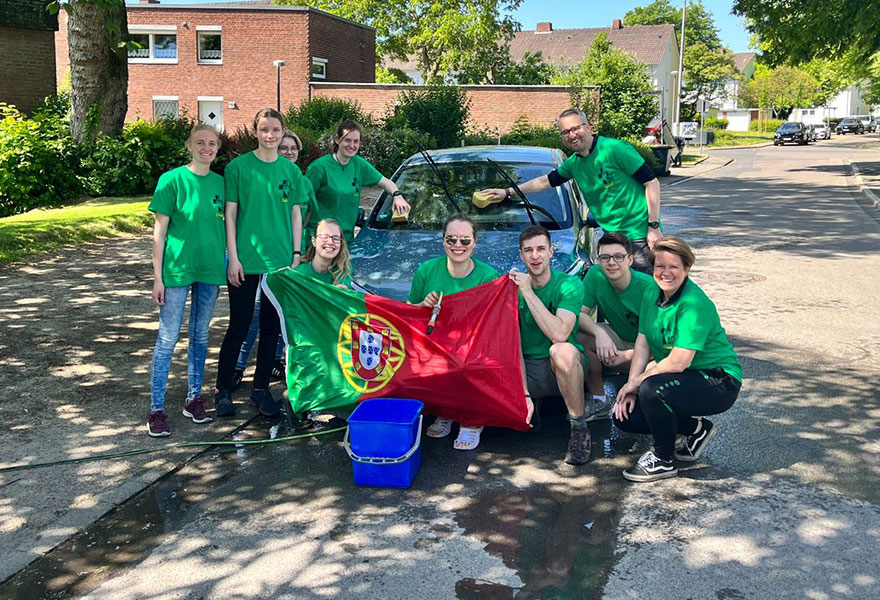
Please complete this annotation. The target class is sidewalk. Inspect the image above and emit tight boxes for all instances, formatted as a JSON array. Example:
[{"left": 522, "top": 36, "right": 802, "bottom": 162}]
[{"left": 851, "top": 160, "right": 880, "bottom": 211}]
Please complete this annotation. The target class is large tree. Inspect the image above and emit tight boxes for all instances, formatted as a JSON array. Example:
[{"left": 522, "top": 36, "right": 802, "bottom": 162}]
[
  {"left": 732, "top": 0, "right": 880, "bottom": 65},
  {"left": 457, "top": 48, "right": 553, "bottom": 85},
  {"left": 277, "top": 0, "right": 522, "bottom": 82},
  {"left": 551, "top": 34, "right": 657, "bottom": 139},
  {"left": 624, "top": 0, "right": 722, "bottom": 50},
  {"left": 50, "top": 0, "right": 129, "bottom": 142},
  {"left": 681, "top": 43, "right": 737, "bottom": 117},
  {"left": 737, "top": 66, "right": 822, "bottom": 118}
]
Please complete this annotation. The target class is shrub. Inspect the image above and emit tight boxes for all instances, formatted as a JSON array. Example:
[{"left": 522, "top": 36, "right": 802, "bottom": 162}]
[
  {"left": 464, "top": 124, "right": 500, "bottom": 146},
  {"left": 214, "top": 125, "right": 257, "bottom": 175},
  {"left": 703, "top": 117, "right": 729, "bottom": 130},
  {"left": 623, "top": 137, "right": 662, "bottom": 174},
  {"left": 285, "top": 97, "right": 373, "bottom": 135},
  {"left": 81, "top": 117, "right": 193, "bottom": 196},
  {"left": 501, "top": 117, "right": 565, "bottom": 150},
  {"left": 384, "top": 85, "right": 470, "bottom": 149},
  {"left": 0, "top": 103, "right": 82, "bottom": 217},
  {"left": 749, "top": 118, "right": 785, "bottom": 132}
]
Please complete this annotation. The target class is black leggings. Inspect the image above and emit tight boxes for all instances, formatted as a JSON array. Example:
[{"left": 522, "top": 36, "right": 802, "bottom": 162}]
[
  {"left": 613, "top": 368, "right": 741, "bottom": 460},
  {"left": 216, "top": 274, "right": 281, "bottom": 391}
]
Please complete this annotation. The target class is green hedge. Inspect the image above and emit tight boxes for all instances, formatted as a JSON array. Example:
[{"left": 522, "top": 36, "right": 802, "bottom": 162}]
[
  {"left": 750, "top": 118, "right": 785, "bottom": 132},
  {"left": 704, "top": 117, "right": 729, "bottom": 130}
]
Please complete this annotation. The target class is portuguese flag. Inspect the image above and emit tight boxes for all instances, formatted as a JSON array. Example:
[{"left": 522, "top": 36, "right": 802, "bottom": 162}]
[{"left": 262, "top": 269, "right": 529, "bottom": 431}]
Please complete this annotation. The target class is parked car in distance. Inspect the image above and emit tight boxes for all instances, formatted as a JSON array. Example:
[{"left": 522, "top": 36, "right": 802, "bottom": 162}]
[
  {"left": 813, "top": 123, "right": 832, "bottom": 140},
  {"left": 837, "top": 118, "right": 864, "bottom": 134},
  {"left": 349, "top": 145, "right": 595, "bottom": 301},
  {"left": 804, "top": 124, "right": 817, "bottom": 142},
  {"left": 774, "top": 122, "right": 809, "bottom": 145},
  {"left": 855, "top": 115, "right": 876, "bottom": 133}
]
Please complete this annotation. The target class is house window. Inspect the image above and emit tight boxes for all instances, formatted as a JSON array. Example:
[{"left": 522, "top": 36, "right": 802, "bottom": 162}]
[
  {"left": 152, "top": 96, "right": 179, "bottom": 120},
  {"left": 312, "top": 57, "right": 328, "bottom": 79},
  {"left": 128, "top": 26, "right": 178, "bottom": 64},
  {"left": 197, "top": 27, "right": 222, "bottom": 64}
]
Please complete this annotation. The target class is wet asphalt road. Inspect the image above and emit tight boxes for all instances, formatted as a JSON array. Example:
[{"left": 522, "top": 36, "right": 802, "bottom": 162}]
[{"left": 2, "top": 134, "right": 879, "bottom": 600}]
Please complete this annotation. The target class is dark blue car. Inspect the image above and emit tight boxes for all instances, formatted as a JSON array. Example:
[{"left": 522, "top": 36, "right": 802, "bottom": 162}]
[{"left": 350, "top": 145, "right": 596, "bottom": 300}]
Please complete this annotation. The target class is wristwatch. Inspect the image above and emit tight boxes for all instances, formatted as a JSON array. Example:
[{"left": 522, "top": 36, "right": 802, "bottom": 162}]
[
  {"left": 391, "top": 190, "right": 403, "bottom": 197},
  {"left": 647, "top": 221, "right": 661, "bottom": 229}
]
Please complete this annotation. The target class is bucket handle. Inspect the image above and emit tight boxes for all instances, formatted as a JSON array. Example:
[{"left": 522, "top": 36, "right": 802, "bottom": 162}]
[{"left": 343, "top": 415, "right": 423, "bottom": 465}]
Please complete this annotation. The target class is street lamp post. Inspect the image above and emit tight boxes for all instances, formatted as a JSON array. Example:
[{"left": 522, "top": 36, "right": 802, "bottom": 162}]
[
  {"left": 674, "top": 0, "right": 687, "bottom": 135},
  {"left": 273, "top": 59, "right": 286, "bottom": 112}
]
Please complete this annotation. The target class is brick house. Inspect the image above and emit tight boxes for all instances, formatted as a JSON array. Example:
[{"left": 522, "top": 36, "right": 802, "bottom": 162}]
[
  {"left": 55, "top": 0, "right": 376, "bottom": 132},
  {"left": 1, "top": 0, "right": 58, "bottom": 114}
]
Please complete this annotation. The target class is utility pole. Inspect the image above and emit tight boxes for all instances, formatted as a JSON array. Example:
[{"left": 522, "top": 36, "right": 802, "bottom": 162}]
[
  {"left": 674, "top": 0, "right": 687, "bottom": 136},
  {"left": 273, "top": 60, "right": 286, "bottom": 112}
]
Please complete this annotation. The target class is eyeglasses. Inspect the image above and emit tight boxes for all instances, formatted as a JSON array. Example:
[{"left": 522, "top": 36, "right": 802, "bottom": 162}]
[
  {"left": 560, "top": 123, "right": 585, "bottom": 137},
  {"left": 444, "top": 236, "right": 473, "bottom": 247},
  {"left": 278, "top": 145, "right": 299, "bottom": 154},
  {"left": 315, "top": 233, "right": 342, "bottom": 244},
  {"left": 597, "top": 253, "right": 628, "bottom": 264}
]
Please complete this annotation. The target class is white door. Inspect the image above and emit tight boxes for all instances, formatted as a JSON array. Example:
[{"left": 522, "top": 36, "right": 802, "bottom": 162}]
[{"left": 198, "top": 100, "right": 224, "bottom": 132}]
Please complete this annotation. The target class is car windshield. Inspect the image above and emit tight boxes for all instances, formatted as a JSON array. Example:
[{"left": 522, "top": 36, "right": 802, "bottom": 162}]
[
  {"left": 369, "top": 161, "right": 572, "bottom": 231},
  {"left": 779, "top": 123, "right": 800, "bottom": 131},
  {"left": 841, "top": 119, "right": 857, "bottom": 125}
]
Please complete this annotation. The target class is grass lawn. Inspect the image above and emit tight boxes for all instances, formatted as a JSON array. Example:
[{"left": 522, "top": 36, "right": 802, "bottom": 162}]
[
  {"left": 681, "top": 153, "right": 708, "bottom": 165},
  {"left": 0, "top": 197, "right": 151, "bottom": 264},
  {"left": 708, "top": 130, "right": 775, "bottom": 147}
]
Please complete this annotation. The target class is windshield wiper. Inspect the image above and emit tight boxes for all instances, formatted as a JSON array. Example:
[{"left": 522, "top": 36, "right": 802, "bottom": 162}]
[
  {"left": 413, "top": 139, "right": 462, "bottom": 215},
  {"left": 485, "top": 158, "right": 561, "bottom": 228}
]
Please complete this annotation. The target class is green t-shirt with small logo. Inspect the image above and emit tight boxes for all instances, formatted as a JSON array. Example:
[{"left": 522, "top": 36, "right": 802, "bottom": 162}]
[
  {"left": 301, "top": 177, "right": 320, "bottom": 252},
  {"left": 557, "top": 136, "right": 650, "bottom": 240},
  {"left": 519, "top": 269, "right": 585, "bottom": 359},
  {"left": 148, "top": 166, "right": 226, "bottom": 287},
  {"left": 305, "top": 153, "right": 383, "bottom": 244},
  {"left": 582, "top": 265, "right": 654, "bottom": 343},
  {"left": 407, "top": 256, "right": 499, "bottom": 304},
  {"left": 225, "top": 151, "right": 307, "bottom": 274},
  {"left": 638, "top": 279, "right": 742, "bottom": 381},
  {"left": 294, "top": 260, "right": 353, "bottom": 288}
]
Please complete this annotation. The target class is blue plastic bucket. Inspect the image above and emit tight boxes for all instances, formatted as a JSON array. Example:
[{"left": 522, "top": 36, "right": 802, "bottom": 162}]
[{"left": 345, "top": 398, "right": 424, "bottom": 488}]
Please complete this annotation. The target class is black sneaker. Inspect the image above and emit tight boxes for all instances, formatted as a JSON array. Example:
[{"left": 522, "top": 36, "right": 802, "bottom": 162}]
[
  {"left": 229, "top": 369, "right": 245, "bottom": 392},
  {"left": 564, "top": 426, "right": 591, "bottom": 465},
  {"left": 252, "top": 388, "right": 280, "bottom": 418},
  {"left": 270, "top": 360, "right": 285, "bottom": 382},
  {"left": 674, "top": 418, "right": 717, "bottom": 462},
  {"left": 623, "top": 451, "right": 678, "bottom": 482},
  {"left": 585, "top": 397, "right": 613, "bottom": 422},
  {"left": 214, "top": 388, "right": 236, "bottom": 417}
]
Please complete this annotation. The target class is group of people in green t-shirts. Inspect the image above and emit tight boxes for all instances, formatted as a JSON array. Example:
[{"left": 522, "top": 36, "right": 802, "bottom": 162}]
[
  {"left": 147, "top": 109, "right": 408, "bottom": 438},
  {"left": 147, "top": 105, "right": 742, "bottom": 484}
]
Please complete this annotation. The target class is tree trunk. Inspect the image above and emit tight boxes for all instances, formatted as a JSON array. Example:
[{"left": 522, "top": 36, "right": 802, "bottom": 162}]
[{"left": 67, "top": 0, "right": 129, "bottom": 142}]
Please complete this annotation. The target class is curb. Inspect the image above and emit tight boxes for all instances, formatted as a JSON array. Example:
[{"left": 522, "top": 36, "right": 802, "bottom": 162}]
[
  {"left": 705, "top": 141, "right": 774, "bottom": 151},
  {"left": 666, "top": 157, "right": 735, "bottom": 188},
  {"left": 848, "top": 161, "right": 880, "bottom": 211}
]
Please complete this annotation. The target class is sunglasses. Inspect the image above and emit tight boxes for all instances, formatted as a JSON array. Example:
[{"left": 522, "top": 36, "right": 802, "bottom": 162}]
[{"left": 444, "top": 236, "right": 473, "bottom": 247}]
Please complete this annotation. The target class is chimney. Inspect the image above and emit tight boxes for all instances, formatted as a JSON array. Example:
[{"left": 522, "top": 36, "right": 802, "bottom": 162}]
[
  {"left": 536, "top": 22, "right": 553, "bottom": 33},
  {"left": 139, "top": 0, "right": 160, "bottom": 4},
  {"left": 612, "top": 19, "right": 623, "bottom": 29}
]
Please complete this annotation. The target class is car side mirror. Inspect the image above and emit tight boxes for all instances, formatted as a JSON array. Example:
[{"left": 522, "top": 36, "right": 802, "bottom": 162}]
[{"left": 355, "top": 208, "right": 366, "bottom": 227}]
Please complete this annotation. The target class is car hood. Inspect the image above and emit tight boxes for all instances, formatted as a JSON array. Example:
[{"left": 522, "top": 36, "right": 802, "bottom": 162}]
[{"left": 350, "top": 228, "right": 582, "bottom": 301}]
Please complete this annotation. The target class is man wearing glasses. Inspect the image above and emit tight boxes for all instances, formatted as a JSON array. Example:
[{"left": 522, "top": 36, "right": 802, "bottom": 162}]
[
  {"left": 481, "top": 108, "right": 662, "bottom": 273},
  {"left": 511, "top": 225, "right": 590, "bottom": 465},
  {"left": 578, "top": 232, "right": 655, "bottom": 421}
]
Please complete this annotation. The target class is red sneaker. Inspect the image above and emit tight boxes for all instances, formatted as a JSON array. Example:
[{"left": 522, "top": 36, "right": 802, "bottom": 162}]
[
  {"left": 183, "top": 397, "right": 213, "bottom": 424},
  {"left": 147, "top": 411, "right": 171, "bottom": 437}
]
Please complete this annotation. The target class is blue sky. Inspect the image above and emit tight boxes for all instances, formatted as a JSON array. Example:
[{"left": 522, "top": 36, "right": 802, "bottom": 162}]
[
  {"left": 146, "top": 0, "right": 753, "bottom": 53},
  {"left": 512, "top": 0, "right": 752, "bottom": 53}
]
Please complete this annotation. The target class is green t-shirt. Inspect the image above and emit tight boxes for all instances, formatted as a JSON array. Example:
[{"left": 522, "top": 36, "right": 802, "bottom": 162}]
[
  {"left": 225, "top": 151, "right": 307, "bottom": 274},
  {"left": 557, "top": 136, "right": 651, "bottom": 240},
  {"left": 148, "top": 166, "right": 226, "bottom": 287},
  {"left": 518, "top": 269, "right": 585, "bottom": 359},
  {"left": 301, "top": 177, "right": 320, "bottom": 253},
  {"left": 638, "top": 278, "right": 742, "bottom": 381},
  {"left": 305, "top": 153, "right": 383, "bottom": 244},
  {"left": 294, "top": 260, "right": 353, "bottom": 288},
  {"left": 582, "top": 266, "right": 654, "bottom": 343},
  {"left": 407, "top": 256, "right": 499, "bottom": 304}
]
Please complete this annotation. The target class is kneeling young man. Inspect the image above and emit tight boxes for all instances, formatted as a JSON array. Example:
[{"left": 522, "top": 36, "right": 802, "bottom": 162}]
[
  {"left": 511, "top": 225, "right": 590, "bottom": 465},
  {"left": 579, "top": 232, "right": 655, "bottom": 419}
]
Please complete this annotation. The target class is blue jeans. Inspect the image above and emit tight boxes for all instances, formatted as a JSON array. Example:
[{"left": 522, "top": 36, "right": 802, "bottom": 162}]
[
  {"left": 150, "top": 283, "right": 220, "bottom": 413},
  {"left": 235, "top": 294, "right": 285, "bottom": 371}
]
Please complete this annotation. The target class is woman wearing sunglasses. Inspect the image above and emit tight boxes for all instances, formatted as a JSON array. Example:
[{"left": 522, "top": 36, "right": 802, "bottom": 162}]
[{"left": 407, "top": 213, "right": 499, "bottom": 450}]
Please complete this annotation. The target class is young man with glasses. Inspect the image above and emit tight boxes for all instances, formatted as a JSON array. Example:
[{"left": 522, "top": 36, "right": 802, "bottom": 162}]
[
  {"left": 480, "top": 108, "right": 662, "bottom": 273},
  {"left": 512, "top": 225, "right": 591, "bottom": 465},
  {"left": 578, "top": 232, "right": 655, "bottom": 421}
]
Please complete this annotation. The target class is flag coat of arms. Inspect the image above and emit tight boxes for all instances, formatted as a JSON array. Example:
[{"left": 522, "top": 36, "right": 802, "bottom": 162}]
[{"left": 263, "top": 269, "right": 530, "bottom": 431}]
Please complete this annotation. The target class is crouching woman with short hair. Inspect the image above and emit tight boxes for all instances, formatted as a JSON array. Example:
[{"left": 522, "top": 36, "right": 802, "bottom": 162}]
[{"left": 613, "top": 237, "right": 742, "bottom": 482}]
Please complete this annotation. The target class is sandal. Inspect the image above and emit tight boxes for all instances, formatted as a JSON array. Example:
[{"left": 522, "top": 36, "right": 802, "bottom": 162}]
[
  {"left": 426, "top": 417, "right": 453, "bottom": 438},
  {"left": 453, "top": 426, "right": 483, "bottom": 451}
]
